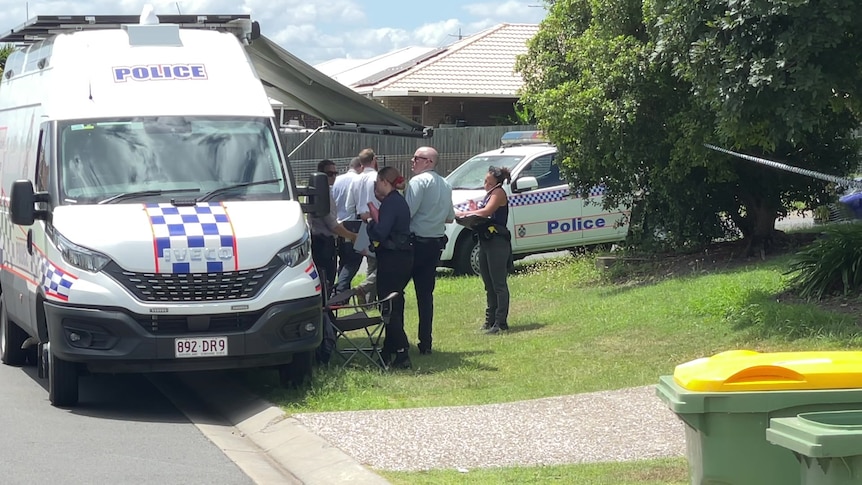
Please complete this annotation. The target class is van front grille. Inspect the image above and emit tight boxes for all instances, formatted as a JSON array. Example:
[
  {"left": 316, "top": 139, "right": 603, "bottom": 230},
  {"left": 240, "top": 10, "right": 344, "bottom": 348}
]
[{"left": 104, "top": 258, "right": 283, "bottom": 302}]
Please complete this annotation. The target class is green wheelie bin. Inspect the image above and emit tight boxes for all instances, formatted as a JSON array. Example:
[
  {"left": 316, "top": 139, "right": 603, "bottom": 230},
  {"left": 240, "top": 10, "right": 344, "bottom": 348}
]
[
  {"left": 656, "top": 350, "right": 862, "bottom": 485},
  {"left": 768, "top": 410, "right": 862, "bottom": 485}
]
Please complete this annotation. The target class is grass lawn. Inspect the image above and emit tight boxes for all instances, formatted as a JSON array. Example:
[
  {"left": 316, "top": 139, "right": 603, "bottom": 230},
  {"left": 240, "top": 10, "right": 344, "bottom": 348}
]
[{"left": 242, "top": 240, "right": 862, "bottom": 484}]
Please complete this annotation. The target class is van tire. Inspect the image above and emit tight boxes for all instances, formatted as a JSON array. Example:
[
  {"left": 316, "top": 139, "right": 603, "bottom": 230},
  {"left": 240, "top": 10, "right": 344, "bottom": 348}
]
[
  {"left": 1, "top": 298, "right": 28, "bottom": 366},
  {"left": 47, "top": 343, "right": 79, "bottom": 407},
  {"left": 278, "top": 351, "right": 313, "bottom": 388},
  {"left": 454, "top": 237, "right": 481, "bottom": 276}
]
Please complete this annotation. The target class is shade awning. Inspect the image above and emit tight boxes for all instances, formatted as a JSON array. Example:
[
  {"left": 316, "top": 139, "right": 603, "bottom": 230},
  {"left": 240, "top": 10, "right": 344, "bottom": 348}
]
[{"left": 246, "top": 36, "right": 431, "bottom": 138}]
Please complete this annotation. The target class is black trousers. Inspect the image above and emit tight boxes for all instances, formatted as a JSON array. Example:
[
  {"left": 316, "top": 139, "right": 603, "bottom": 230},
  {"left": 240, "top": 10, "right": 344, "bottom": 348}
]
[
  {"left": 478, "top": 235, "right": 511, "bottom": 327},
  {"left": 411, "top": 237, "right": 445, "bottom": 352},
  {"left": 376, "top": 248, "right": 413, "bottom": 354},
  {"left": 311, "top": 234, "right": 336, "bottom": 295}
]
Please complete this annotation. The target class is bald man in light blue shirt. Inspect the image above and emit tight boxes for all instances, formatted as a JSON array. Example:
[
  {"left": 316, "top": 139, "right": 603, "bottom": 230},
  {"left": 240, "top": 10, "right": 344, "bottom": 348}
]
[{"left": 405, "top": 146, "right": 455, "bottom": 355}]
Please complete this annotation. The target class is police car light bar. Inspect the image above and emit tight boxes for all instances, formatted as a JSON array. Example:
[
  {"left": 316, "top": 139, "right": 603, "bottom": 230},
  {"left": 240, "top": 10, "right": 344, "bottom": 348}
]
[{"left": 500, "top": 130, "right": 548, "bottom": 147}]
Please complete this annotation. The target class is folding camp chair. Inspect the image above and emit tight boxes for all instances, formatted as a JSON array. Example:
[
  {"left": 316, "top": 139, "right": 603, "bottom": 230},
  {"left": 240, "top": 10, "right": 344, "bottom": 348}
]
[{"left": 325, "top": 289, "right": 399, "bottom": 370}]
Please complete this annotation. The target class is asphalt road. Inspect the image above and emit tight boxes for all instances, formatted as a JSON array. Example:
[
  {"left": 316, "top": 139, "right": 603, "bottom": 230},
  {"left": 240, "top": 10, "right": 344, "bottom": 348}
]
[{"left": 0, "top": 363, "right": 254, "bottom": 485}]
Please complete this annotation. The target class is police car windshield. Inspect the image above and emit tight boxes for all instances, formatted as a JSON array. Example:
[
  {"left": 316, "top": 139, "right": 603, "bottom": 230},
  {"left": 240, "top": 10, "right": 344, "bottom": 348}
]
[
  {"left": 57, "top": 117, "right": 288, "bottom": 204},
  {"left": 445, "top": 155, "right": 523, "bottom": 190}
]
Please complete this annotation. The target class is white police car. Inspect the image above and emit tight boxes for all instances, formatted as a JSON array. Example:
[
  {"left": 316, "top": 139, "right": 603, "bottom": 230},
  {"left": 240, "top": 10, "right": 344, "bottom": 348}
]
[{"left": 440, "top": 131, "right": 630, "bottom": 275}]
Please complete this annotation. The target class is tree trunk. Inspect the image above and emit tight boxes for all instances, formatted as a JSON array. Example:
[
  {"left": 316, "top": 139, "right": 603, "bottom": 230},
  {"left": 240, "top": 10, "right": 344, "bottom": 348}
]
[{"left": 742, "top": 201, "right": 779, "bottom": 258}]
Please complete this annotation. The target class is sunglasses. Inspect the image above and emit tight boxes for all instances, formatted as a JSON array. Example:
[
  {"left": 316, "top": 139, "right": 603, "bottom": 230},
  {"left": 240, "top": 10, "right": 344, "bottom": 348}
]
[
  {"left": 412, "top": 156, "right": 431, "bottom": 162},
  {"left": 325, "top": 170, "right": 338, "bottom": 176}
]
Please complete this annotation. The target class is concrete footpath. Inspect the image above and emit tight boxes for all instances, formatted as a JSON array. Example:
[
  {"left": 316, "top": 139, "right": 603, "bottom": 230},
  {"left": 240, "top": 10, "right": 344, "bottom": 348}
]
[
  {"left": 175, "top": 372, "right": 389, "bottom": 485},
  {"left": 172, "top": 372, "right": 685, "bottom": 484}
]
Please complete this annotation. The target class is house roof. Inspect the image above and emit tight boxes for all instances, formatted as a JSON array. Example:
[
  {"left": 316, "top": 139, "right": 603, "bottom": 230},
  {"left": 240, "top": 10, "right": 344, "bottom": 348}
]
[
  {"left": 354, "top": 23, "right": 539, "bottom": 99},
  {"left": 315, "top": 46, "right": 440, "bottom": 87}
]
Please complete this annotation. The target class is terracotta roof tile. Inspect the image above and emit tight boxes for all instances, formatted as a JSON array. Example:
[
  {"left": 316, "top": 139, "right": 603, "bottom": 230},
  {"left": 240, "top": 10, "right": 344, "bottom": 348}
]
[{"left": 360, "top": 23, "right": 539, "bottom": 98}]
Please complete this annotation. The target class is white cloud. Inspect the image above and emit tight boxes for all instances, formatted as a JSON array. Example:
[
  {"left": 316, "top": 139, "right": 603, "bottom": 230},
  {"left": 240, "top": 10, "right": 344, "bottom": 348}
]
[
  {"left": 414, "top": 19, "right": 462, "bottom": 47},
  {"left": 0, "top": 0, "right": 545, "bottom": 64},
  {"left": 463, "top": 0, "right": 546, "bottom": 23}
]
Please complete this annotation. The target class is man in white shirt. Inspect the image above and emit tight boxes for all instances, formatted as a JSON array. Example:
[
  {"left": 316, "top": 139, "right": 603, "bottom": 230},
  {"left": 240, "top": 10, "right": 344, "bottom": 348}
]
[
  {"left": 405, "top": 146, "right": 454, "bottom": 355},
  {"left": 336, "top": 149, "right": 379, "bottom": 299},
  {"left": 332, "top": 157, "right": 361, "bottom": 222},
  {"left": 332, "top": 157, "right": 362, "bottom": 294}
]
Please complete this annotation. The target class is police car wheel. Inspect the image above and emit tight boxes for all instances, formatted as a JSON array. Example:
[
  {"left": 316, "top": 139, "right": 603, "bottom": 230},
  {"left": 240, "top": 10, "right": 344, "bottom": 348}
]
[
  {"left": 454, "top": 238, "right": 480, "bottom": 276},
  {"left": 0, "top": 298, "right": 28, "bottom": 366}
]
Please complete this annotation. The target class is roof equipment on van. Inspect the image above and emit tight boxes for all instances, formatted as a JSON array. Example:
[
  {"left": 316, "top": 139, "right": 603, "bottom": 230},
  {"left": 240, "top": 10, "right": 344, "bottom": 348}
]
[
  {"left": 500, "top": 130, "right": 549, "bottom": 147},
  {"left": 0, "top": 10, "right": 428, "bottom": 139},
  {"left": 0, "top": 13, "right": 259, "bottom": 46}
]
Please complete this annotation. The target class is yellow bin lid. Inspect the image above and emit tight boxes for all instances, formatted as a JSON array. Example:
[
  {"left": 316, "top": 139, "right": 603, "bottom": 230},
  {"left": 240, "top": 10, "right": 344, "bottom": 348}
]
[{"left": 674, "top": 350, "right": 862, "bottom": 392}]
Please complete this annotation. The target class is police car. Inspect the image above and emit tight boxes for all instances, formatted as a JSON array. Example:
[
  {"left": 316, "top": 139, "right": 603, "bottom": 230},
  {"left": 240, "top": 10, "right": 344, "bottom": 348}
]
[{"left": 440, "top": 131, "right": 630, "bottom": 275}]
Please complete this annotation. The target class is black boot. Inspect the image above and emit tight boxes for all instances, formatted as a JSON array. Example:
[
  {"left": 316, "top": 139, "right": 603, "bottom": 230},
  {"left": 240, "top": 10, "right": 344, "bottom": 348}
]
[
  {"left": 390, "top": 348, "right": 412, "bottom": 369},
  {"left": 482, "top": 308, "right": 495, "bottom": 330}
]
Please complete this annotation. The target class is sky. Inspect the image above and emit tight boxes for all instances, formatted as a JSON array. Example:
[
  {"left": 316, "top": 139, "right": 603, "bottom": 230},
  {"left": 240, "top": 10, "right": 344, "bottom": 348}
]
[{"left": 0, "top": 1, "right": 548, "bottom": 65}]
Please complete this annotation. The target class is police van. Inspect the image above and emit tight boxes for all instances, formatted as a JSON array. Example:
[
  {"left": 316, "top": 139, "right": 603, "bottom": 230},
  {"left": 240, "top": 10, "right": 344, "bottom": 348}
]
[
  {"left": 440, "top": 131, "right": 629, "bottom": 275},
  {"left": 0, "top": 13, "right": 331, "bottom": 406}
]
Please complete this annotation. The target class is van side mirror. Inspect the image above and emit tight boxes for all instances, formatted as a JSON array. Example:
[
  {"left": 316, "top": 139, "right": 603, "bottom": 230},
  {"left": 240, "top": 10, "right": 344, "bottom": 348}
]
[
  {"left": 512, "top": 176, "right": 538, "bottom": 193},
  {"left": 9, "top": 180, "right": 48, "bottom": 226},
  {"left": 297, "top": 173, "right": 330, "bottom": 218}
]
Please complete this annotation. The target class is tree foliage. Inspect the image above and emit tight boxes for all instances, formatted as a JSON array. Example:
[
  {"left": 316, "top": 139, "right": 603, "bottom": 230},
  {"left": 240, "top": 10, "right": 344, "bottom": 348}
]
[
  {"left": 0, "top": 44, "right": 13, "bottom": 75},
  {"left": 518, "top": 0, "right": 862, "bottom": 253}
]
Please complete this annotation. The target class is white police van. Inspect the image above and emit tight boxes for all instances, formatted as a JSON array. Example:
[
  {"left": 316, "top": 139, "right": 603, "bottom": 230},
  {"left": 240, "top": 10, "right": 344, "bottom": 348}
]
[
  {"left": 440, "top": 131, "right": 629, "bottom": 275},
  {"left": 0, "top": 12, "right": 331, "bottom": 406}
]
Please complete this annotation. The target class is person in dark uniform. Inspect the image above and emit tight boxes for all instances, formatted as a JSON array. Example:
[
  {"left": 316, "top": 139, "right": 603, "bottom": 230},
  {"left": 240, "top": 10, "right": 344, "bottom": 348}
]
[
  {"left": 308, "top": 159, "right": 356, "bottom": 293},
  {"left": 455, "top": 166, "right": 512, "bottom": 334},
  {"left": 359, "top": 166, "right": 414, "bottom": 368}
]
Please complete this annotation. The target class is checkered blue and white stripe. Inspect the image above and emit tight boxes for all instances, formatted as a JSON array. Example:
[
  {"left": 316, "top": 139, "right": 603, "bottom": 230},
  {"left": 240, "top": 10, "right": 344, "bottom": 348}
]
[
  {"left": 145, "top": 203, "right": 237, "bottom": 274},
  {"left": 42, "top": 259, "right": 77, "bottom": 301},
  {"left": 585, "top": 186, "right": 606, "bottom": 198},
  {"left": 510, "top": 188, "right": 570, "bottom": 207},
  {"left": 305, "top": 263, "right": 321, "bottom": 293},
  {"left": 453, "top": 199, "right": 480, "bottom": 212},
  {"left": 453, "top": 186, "right": 606, "bottom": 211}
]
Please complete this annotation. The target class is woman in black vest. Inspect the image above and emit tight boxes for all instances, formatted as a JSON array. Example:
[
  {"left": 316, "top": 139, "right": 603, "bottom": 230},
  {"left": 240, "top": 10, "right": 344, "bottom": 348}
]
[
  {"left": 360, "top": 166, "right": 414, "bottom": 368},
  {"left": 456, "top": 166, "right": 512, "bottom": 334}
]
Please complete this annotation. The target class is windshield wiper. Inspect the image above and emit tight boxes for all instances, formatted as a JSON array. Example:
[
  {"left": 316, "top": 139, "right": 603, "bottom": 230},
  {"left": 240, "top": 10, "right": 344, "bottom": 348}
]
[
  {"left": 197, "top": 179, "right": 282, "bottom": 202},
  {"left": 98, "top": 188, "right": 201, "bottom": 205}
]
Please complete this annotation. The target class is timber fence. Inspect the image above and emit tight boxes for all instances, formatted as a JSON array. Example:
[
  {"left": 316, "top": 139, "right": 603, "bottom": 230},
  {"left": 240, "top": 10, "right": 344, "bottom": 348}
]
[{"left": 283, "top": 125, "right": 535, "bottom": 182}]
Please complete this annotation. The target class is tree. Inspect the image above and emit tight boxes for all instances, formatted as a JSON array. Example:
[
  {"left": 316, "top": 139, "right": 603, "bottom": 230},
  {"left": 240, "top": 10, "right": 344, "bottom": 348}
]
[
  {"left": 0, "top": 44, "right": 13, "bottom": 76},
  {"left": 518, "top": 0, "right": 862, "bottom": 254}
]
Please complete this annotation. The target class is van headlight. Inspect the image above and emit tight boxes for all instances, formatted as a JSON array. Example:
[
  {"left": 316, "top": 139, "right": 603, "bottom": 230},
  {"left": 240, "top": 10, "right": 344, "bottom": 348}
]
[
  {"left": 277, "top": 231, "right": 311, "bottom": 268},
  {"left": 50, "top": 230, "right": 111, "bottom": 273}
]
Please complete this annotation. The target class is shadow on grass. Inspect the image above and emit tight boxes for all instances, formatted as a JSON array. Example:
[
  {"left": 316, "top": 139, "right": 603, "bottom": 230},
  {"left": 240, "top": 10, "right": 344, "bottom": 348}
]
[
  {"left": 597, "top": 257, "right": 789, "bottom": 299},
  {"left": 240, "top": 349, "right": 499, "bottom": 408},
  {"left": 728, "top": 289, "right": 862, "bottom": 342},
  {"left": 501, "top": 322, "right": 545, "bottom": 334}
]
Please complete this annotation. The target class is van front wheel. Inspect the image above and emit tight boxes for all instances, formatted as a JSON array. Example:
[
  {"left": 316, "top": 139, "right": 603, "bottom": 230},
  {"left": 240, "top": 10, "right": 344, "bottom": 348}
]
[
  {"left": 1, "top": 297, "right": 28, "bottom": 366},
  {"left": 278, "top": 351, "right": 313, "bottom": 388},
  {"left": 454, "top": 237, "right": 481, "bottom": 276},
  {"left": 46, "top": 343, "right": 79, "bottom": 407}
]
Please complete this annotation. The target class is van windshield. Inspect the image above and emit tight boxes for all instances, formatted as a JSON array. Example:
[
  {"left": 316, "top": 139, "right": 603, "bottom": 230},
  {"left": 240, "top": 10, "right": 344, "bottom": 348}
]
[
  {"left": 57, "top": 117, "right": 288, "bottom": 204},
  {"left": 445, "top": 155, "right": 523, "bottom": 190}
]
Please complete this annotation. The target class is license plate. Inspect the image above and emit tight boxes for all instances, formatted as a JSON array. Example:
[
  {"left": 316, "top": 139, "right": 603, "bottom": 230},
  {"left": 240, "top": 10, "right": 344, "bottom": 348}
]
[{"left": 175, "top": 336, "right": 228, "bottom": 358}]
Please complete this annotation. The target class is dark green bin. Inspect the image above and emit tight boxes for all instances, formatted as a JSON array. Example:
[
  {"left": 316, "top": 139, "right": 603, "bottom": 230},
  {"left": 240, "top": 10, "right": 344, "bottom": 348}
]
[
  {"left": 657, "top": 375, "right": 862, "bottom": 485},
  {"left": 768, "top": 410, "right": 862, "bottom": 485}
]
